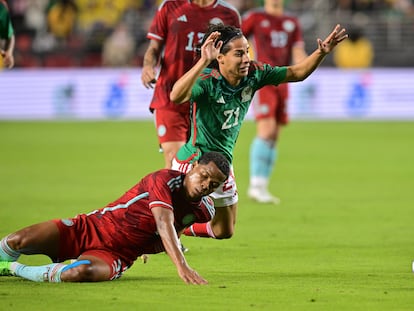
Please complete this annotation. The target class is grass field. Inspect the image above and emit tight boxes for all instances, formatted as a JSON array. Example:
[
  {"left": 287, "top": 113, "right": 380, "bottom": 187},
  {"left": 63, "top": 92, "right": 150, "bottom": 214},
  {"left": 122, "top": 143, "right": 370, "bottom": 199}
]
[{"left": 0, "top": 120, "right": 413, "bottom": 310}]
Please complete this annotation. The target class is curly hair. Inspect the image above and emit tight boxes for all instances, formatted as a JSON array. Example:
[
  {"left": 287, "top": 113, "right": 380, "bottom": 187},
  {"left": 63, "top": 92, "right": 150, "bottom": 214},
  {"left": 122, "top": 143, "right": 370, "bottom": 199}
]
[{"left": 198, "top": 151, "right": 230, "bottom": 179}]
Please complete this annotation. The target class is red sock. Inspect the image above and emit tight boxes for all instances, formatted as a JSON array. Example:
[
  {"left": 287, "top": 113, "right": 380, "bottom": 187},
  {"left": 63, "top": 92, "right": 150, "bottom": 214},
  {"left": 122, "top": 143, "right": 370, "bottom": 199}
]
[{"left": 183, "top": 222, "right": 215, "bottom": 238}]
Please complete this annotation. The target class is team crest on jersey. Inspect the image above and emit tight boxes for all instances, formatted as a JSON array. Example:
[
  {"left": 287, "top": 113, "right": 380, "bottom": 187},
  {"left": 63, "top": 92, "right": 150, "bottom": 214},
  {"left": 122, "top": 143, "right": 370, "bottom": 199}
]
[
  {"left": 210, "top": 17, "right": 224, "bottom": 25},
  {"left": 283, "top": 20, "right": 295, "bottom": 32},
  {"left": 260, "top": 20, "right": 270, "bottom": 28},
  {"left": 158, "top": 124, "right": 166, "bottom": 137},
  {"left": 241, "top": 86, "right": 253, "bottom": 102}
]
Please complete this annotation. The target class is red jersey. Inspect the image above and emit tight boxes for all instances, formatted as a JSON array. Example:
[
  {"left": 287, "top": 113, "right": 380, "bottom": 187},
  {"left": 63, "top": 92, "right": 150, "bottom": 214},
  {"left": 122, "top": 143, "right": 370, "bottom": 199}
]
[
  {"left": 147, "top": 0, "right": 241, "bottom": 113},
  {"left": 57, "top": 169, "right": 215, "bottom": 266},
  {"left": 242, "top": 8, "right": 304, "bottom": 66}
]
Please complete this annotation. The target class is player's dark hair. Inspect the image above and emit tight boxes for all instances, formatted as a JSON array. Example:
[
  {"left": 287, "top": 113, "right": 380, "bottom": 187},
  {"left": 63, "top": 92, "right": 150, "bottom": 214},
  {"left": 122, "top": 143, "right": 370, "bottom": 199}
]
[
  {"left": 198, "top": 151, "right": 230, "bottom": 179},
  {"left": 195, "top": 23, "right": 243, "bottom": 69}
]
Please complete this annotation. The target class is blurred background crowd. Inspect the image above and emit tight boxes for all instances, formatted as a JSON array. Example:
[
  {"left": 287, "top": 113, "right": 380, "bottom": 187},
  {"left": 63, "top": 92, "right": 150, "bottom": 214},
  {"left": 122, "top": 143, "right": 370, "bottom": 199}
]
[{"left": 4, "top": 0, "right": 414, "bottom": 68}]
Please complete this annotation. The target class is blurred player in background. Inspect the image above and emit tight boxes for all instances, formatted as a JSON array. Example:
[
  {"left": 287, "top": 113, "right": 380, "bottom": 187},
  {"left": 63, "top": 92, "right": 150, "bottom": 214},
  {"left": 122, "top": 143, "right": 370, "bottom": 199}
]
[
  {"left": 141, "top": 0, "right": 241, "bottom": 169},
  {"left": 0, "top": 0, "right": 15, "bottom": 69},
  {"left": 170, "top": 23, "right": 347, "bottom": 239},
  {"left": 0, "top": 152, "right": 230, "bottom": 285},
  {"left": 242, "top": 0, "right": 307, "bottom": 204}
]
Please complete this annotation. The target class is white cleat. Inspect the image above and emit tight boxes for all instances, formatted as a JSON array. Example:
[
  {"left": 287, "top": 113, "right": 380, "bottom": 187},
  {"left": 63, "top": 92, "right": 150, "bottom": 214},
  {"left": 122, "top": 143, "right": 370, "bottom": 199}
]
[
  {"left": 180, "top": 240, "right": 189, "bottom": 253},
  {"left": 248, "top": 187, "right": 281, "bottom": 205}
]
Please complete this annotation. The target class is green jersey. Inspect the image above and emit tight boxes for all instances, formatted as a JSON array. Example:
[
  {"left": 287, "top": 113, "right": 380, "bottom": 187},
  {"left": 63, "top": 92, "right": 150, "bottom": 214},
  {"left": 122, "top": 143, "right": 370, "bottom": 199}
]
[
  {"left": 0, "top": 1, "right": 14, "bottom": 40},
  {"left": 176, "top": 61, "right": 287, "bottom": 164}
]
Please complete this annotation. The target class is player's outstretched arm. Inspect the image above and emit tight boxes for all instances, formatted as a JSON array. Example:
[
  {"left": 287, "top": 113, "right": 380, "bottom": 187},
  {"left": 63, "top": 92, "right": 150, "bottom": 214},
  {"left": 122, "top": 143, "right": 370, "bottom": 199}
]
[
  {"left": 170, "top": 31, "right": 222, "bottom": 104},
  {"left": 151, "top": 207, "right": 208, "bottom": 285},
  {"left": 283, "top": 24, "right": 348, "bottom": 83}
]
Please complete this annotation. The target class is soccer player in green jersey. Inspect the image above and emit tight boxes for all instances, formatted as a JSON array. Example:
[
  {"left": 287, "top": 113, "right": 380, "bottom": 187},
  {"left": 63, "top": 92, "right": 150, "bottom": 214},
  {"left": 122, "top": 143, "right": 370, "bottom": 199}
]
[{"left": 170, "top": 23, "right": 348, "bottom": 239}]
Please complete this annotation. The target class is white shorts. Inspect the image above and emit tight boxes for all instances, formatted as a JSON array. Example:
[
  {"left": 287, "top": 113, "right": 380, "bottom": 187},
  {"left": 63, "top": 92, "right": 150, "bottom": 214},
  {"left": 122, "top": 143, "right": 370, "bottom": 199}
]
[{"left": 172, "top": 157, "right": 238, "bottom": 207}]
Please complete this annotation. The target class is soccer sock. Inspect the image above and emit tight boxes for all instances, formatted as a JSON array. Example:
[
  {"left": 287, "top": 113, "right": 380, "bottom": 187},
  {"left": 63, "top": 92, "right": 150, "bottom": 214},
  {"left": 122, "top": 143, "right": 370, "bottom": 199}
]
[
  {"left": 11, "top": 262, "right": 66, "bottom": 282},
  {"left": 249, "top": 137, "right": 277, "bottom": 187},
  {"left": 0, "top": 236, "right": 21, "bottom": 261},
  {"left": 183, "top": 222, "right": 216, "bottom": 238}
]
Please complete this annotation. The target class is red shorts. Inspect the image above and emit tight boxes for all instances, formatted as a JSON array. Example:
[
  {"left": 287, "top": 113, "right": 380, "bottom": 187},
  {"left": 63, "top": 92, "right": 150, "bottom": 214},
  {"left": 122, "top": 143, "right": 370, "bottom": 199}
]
[
  {"left": 53, "top": 218, "right": 130, "bottom": 280},
  {"left": 252, "top": 84, "right": 289, "bottom": 125},
  {"left": 154, "top": 109, "right": 190, "bottom": 144}
]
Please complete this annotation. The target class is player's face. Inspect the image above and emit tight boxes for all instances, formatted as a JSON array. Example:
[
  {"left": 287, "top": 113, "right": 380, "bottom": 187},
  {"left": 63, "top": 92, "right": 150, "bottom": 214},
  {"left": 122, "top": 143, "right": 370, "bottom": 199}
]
[
  {"left": 218, "top": 36, "right": 250, "bottom": 83},
  {"left": 184, "top": 161, "right": 227, "bottom": 201},
  {"left": 266, "top": 0, "right": 284, "bottom": 7}
]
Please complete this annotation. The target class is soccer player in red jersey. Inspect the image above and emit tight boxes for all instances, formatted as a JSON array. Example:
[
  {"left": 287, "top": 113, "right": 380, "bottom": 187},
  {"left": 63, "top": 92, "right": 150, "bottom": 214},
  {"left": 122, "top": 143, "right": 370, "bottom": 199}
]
[
  {"left": 141, "top": 0, "right": 241, "bottom": 169},
  {"left": 0, "top": 152, "right": 229, "bottom": 285},
  {"left": 242, "top": 0, "right": 307, "bottom": 204}
]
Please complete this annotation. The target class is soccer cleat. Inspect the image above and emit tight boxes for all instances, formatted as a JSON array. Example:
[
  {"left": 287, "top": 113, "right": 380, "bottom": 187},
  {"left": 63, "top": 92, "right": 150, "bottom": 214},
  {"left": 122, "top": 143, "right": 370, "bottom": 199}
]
[
  {"left": 0, "top": 261, "right": 13, "bottom": 276},
  {"left": 180, "top": 241, "right": 189, "bottom": 253},
  {"left": 140, "top": 255, "right": 149, "bottom": 264},
  {"left": 247, "top": 187, "right": 281, "bottom": 205}
]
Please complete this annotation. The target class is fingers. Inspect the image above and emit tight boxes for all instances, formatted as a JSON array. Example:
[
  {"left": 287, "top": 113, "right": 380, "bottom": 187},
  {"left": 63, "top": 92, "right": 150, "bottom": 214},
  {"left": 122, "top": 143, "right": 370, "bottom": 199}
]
[
  {"left": 186, "top": 273, "right": 208, "bottom": 285},
  {"left": 317, "top": 24, "right": 348, "bottom": 53},
  {"left": 143, "top": 78, "right": 156, "bottom": 89},
  {"left": 207, "top": 31, "right": 220, "bottom": 43},
  {"left": 180, "top": 269, "right": 208, "bottom": 285},
  {"left": 203, "top": 31, "right": 221, "bottom": 48},
  {"left": 333, "top": 24, "right": 348, "bottom": 42},
  {"left": 141, "top": 71, "right": 157, "bottom": 89},
  {"left": 329, "top": 24, "right": 348, "bottom": 43}
]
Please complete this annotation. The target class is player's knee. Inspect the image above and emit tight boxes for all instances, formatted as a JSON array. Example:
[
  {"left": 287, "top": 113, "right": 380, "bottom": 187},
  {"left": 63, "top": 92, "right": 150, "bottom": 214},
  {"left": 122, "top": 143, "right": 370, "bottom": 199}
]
[
  {"left": 213, "top": 227, "right": 234, "bottom": 239},
  {"left": 6, "top": 230, "right": 32, "bottom": 250},
  {"left": 61, "top": 261, "right": 95, "bottom": 282}
]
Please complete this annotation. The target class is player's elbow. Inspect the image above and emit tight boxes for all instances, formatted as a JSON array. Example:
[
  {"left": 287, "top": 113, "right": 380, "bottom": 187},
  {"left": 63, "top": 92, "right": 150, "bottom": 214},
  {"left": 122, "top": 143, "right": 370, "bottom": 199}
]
[{"left": 170, "top": 88, "right": 189, "bottom": 104}]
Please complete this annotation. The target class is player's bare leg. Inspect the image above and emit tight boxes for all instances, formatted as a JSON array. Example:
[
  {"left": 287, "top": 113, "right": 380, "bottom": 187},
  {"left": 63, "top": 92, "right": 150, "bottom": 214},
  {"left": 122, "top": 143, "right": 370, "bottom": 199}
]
[
  {"left": 210, "top": 203, "right": 237, "bottom": 239},
  {"left": 160, "top": 141, "right": 185, "bottom": 169},
  {"left": 60, "top": 255, "right": 112, "bottom": 282}
]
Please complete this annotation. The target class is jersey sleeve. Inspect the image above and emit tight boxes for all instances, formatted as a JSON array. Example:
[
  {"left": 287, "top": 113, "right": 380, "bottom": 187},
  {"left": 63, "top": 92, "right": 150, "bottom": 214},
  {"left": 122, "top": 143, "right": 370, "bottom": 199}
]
[
  {"left": 147, "top": 171, "right": 176, "bottom": 211},
  {"left": 191, "top": 76, "right": 207, "bottom": 100},
  {"left": 254, "top": 62, "right": 288, "bottom": 88},
  {"left": 0, "top": 2, "right": 13, "bottom": 39},
  {"left": 146, "top": 1, "right": 169, "bottom": 41}
]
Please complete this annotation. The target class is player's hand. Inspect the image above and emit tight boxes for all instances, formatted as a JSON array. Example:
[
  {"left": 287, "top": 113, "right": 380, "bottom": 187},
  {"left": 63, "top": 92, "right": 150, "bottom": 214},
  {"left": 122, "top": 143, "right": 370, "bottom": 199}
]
[
  {"left": 317, "top": 24, "right": 348, "bottom": 55},
  {"left": 141, "top": 66, "right": 157, "bottom": 89},
  {"left": 1, "top": 49, "right": 14, "bottom": 69},
  {"left": 178, "top": 265, "right": 208, "bottom": 285},
  {"left": 200, "top": 31, "right": 222, "bottom": 63}
]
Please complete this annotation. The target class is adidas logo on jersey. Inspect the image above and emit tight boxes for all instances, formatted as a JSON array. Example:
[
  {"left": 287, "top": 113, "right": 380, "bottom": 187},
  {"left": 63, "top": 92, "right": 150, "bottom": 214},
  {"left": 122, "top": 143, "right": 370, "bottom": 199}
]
[
  {"left": 217, "top": 96, "right": 226, "bottom": 104},
  {"left": 177, "top": 15, "right": 187, "bottom": 22}
]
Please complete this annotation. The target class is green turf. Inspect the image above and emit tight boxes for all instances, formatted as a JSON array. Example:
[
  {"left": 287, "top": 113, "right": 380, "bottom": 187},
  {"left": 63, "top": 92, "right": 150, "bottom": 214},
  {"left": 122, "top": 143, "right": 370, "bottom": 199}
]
[{"left": 0, "top": 120, "right": 413, "bottom": 310}]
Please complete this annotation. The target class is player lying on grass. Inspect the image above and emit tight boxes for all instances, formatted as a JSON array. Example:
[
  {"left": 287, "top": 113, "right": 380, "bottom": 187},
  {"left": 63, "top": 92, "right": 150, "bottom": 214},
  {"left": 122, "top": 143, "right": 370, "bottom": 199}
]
[{"left": 0, "top": 151, "right": 229, "bottom": 285}]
